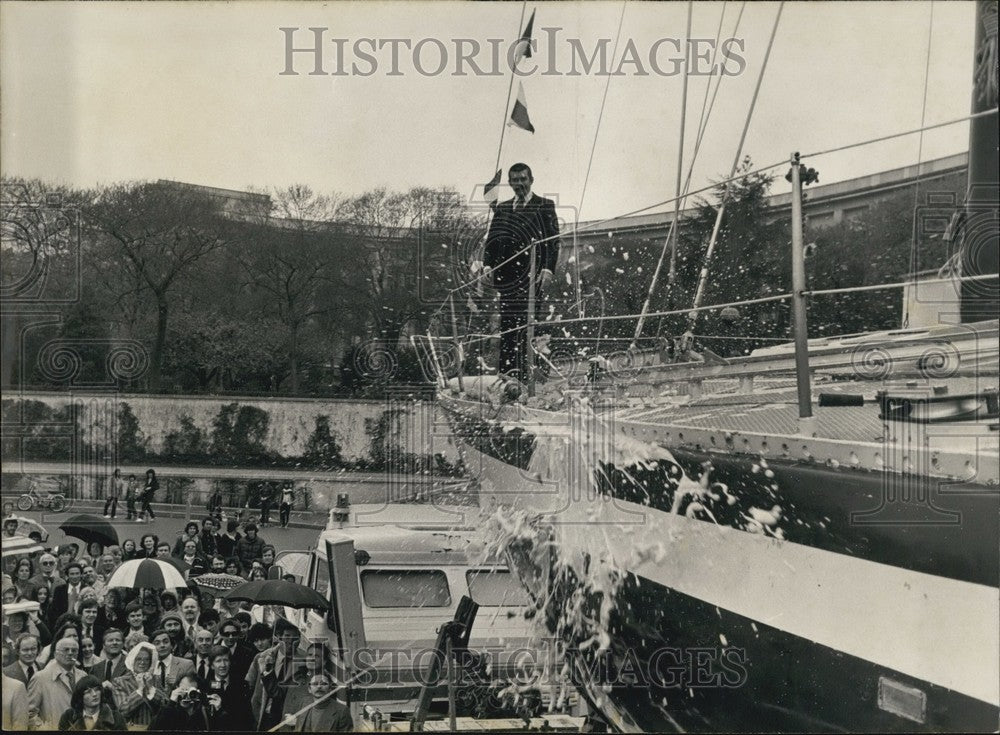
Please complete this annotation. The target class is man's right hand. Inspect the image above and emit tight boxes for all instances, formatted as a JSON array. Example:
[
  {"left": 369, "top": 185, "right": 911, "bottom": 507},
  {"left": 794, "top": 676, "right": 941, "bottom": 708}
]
[{"left": 480, "top": 265, "right": 492, "bottom": 280}]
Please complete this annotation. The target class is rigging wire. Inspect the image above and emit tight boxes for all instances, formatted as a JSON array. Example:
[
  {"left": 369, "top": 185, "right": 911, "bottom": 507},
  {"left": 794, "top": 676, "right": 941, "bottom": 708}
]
[
  {"left": 686, "top": 1, "right": 785, "bottom": 338},
  {"left": 654, "top": 2, "right": 746, "bottom": 339},
  {"left": 479, "top": 271, "right": 997, "bottom": 339},
  {"left": 667, "top": 1, "right": 695, "bottom": 284},
  {"left": 636, "top": 1, "right": 746, "bottom": 342},
  {"left": 493, "top": 2, "right": 529, "bottom": 175},
  {"left": 433, "top": 106, "right": 998, "bottom": 325},
  {"left": 575, "top": 0, "right": 629, "bottom": 318},
  {"left": 904, "top": 1, "right": 936, "bottom": 328},
  {"left": 803, "top": 108, "right": 996, "bottom": 160},
  {"left": 632, "top": 0, "right": 695, "bottom": 344}
]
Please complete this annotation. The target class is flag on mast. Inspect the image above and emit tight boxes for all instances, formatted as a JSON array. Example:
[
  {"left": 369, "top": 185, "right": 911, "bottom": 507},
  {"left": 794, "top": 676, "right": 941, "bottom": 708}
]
[
  {"left": 512, "top": 9, "right": 536, "bottom": 67},
  {"left": 508, "top": 82, "right": 535, "bottom": 133},
  {"left": 483, "top": 169, "right": 502, "bottom": 205}
]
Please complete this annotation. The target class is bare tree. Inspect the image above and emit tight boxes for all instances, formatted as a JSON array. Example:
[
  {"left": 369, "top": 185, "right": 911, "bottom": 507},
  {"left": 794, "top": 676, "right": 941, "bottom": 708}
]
[
  {"left": 1, "top": 177, "right": 82, "bottom": 387},
  {"left": 236, "top": 185, "right": 349, "bottom": 393},
  {"left": 83, "top": 182, "right": 233, "bottom": 391},
  {"left": 340, "top": 186, "right": 477, "bottom": 347}
]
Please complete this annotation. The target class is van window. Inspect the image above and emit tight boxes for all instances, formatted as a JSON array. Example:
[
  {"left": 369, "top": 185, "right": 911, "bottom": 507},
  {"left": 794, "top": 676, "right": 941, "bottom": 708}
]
[
  {"left": 466, "top": 569, "right": 530, "bottom": 606},
  {"left": 360, "top": 570, "right": 451, "bottom": 608},
  {"left": 316, "top": 557, "right": 329, "bottom": 597}
]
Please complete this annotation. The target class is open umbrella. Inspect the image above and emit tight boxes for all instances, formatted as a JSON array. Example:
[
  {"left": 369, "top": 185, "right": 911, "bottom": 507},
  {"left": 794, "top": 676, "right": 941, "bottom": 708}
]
[
  {"left": 191, "top": 573, "right": 245, "bottom": 592},
  {"left": 224, "top": 579, "right": 329, "bottom": 611},
  {"left": 158, "top": 556, "right": 190, "bottom": 574},
  {"left": 58, "top": 514, "right": 119, "bottom": 548},
  {"left": 107, "top": 558, "right": 187, "bottom": 590}
]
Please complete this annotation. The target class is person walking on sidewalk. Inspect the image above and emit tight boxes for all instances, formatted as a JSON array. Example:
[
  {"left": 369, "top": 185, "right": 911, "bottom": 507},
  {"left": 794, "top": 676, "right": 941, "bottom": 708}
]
[
  {"left": 139, "top": 469, "right": 159, "bottom": 522},
  {"left": 206, "top": 488, "right": 224, "bottom": 527},
  {"left": 103, "top": 469, "right": 124, "bottom": 519},
  {"left": 124, "top": 474, "right": 138, "bottom": 521},
  {"left": 278, "top": 482, "right": 294, "bottom": 528},
  {"left": 258, "top": 483, "right": 275, "bottom": 528}
]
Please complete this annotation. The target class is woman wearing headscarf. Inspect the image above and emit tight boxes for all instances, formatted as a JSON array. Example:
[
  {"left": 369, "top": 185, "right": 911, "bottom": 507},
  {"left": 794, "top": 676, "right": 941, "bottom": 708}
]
[
  {"left": 57, "top": 674, "right": 127, "bottom": 731},
  {"left": 112, "top": 641, "right": 167, "bottom": 728}
]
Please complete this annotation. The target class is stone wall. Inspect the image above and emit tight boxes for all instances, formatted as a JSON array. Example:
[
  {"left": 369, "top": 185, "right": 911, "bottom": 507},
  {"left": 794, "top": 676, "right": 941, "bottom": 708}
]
[{"left": 1, "top": 391, "right": 460, "bottom": 469}]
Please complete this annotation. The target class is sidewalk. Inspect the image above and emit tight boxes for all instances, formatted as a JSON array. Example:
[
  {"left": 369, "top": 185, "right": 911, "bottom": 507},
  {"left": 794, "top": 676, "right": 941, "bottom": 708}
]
[
  {"left": 5, "top": 498, "right": 330, "bottom": 531},
  {"left": 7, "top": 462, "right": 441, "bottom": 485}
]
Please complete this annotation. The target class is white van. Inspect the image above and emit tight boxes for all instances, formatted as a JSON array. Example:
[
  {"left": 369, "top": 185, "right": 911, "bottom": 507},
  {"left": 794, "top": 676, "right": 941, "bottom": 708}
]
[{"left": 274, "top": 504, "right": 552, "bottom": 718}]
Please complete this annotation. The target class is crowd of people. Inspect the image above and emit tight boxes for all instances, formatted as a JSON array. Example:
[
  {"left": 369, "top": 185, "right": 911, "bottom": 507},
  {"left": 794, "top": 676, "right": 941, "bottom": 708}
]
[{"left": 1, "top": 510, "right": 352, "bottom": 732}]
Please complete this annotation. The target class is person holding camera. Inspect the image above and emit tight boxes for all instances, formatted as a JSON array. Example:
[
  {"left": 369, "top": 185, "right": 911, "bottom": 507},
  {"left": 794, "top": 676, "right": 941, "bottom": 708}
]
[
  {"left": 149, "top": 673, "right": 223, "bottom": 730},
  {"left": 204, "top": 645, "right": 252, "bottom": 731}
]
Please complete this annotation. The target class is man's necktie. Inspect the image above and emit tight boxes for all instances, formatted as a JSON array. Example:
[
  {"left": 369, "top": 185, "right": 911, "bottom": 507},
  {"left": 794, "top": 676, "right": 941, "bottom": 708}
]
[
  {"left": 199, "top": 658, "right": 207, "bottom": 681},
  {"left": 66, "top": 670, "right": 77, "bottom": 692},
  {"left": 26, "top": 665, "right": 35, "bottom": 681},
  {"left": 188, "top": 625, "right": 195, "bottom": 639},
  {"left": 159, "top": 662, "right": 166, "bottom": 687}
]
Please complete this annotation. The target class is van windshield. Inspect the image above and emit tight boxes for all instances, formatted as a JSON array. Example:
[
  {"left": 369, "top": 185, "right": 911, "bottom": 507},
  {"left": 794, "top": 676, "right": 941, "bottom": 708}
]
[{"left": 466, "top": 569, "right": 530, "bottom": 606}]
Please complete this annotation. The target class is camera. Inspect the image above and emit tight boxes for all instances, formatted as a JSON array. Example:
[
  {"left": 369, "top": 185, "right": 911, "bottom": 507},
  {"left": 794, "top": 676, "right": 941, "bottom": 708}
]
[{"left": 180, "top": 689, "right": 203, "bottom": 705}]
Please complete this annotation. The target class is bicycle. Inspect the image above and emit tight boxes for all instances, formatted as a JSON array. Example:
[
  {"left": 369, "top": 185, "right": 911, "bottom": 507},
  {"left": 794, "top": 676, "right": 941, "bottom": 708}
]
[{"left": 17, "top": 481, "right": 68, "bottom": 513}]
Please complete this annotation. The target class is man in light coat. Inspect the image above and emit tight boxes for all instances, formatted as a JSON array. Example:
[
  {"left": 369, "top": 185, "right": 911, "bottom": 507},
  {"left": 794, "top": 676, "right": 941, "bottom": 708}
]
[
  {"left": 3, "top": 672, "right": 30, "bottom": 730},
  {"left": 26, "top": 637, "right": 87, "bottom": 730}
]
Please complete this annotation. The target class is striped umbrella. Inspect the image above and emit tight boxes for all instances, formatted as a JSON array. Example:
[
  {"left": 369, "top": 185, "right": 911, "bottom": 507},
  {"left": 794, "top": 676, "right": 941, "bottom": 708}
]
[{"left": 107, "top": 558, "right": 187, "bottom": 590}]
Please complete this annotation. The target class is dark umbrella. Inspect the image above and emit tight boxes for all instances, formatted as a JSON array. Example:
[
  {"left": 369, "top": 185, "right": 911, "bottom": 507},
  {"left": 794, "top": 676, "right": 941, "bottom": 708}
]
[
  {"left": 224, "top": 579, "right": 329, "bottom": 611},
  {"left": 58, "top": 514, "right": 119, "bottom": 548}
]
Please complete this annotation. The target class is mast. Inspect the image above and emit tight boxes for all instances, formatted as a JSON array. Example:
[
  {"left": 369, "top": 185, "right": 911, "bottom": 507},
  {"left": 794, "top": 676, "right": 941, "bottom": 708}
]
[{"left": 961, "top": 0, "right": 999, "bottom": 322}]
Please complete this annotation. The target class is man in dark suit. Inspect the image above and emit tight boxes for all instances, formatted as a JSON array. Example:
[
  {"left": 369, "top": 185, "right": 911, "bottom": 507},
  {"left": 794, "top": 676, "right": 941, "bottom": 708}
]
[
  {"left": 78, "top": 598, "right": 105, "bottom": 656},
  {"left": 189, "top": 627, "right": 216, "bottom": 685},
  {"left": 483, "top": 163, "right": 561, "bottom": 379},
  {"left": 206, "top": 645, "right": 253, "bottom": 731},
  {"left": 217, "top": 619, "right": 255, "bottom": 684},
  {"left": 3, "top": 633, "right": 40, "bottom": 685},
  {"left": 89, "top": 628, "right": 128, "bottom": 684},
  {"left": 47, "top": 561, "right": 83, "bottom": 626}
]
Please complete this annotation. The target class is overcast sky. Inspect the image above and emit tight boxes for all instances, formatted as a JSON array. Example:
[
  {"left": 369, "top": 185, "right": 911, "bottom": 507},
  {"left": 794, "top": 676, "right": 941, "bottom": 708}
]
[{"left": 1, "top": 1, "right": 977, "bottom": 223}]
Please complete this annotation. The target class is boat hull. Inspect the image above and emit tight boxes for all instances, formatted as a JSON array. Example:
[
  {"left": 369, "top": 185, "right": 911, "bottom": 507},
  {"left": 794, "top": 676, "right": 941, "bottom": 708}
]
[{"left": 441, "top": 397, "right": 1000, "bottom": 732}]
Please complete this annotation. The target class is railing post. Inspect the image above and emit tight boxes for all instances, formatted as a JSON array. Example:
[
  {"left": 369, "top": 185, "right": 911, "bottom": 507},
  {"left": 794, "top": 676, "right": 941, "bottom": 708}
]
[
  {"left": 526, "top": 241, "right": 537, "bottom": 397},
  {"left": 448, "top": 295, "right": 465, "bottom": 393},
  {"left": 789, "top": 152, "right": 815, "bottom": 431}
]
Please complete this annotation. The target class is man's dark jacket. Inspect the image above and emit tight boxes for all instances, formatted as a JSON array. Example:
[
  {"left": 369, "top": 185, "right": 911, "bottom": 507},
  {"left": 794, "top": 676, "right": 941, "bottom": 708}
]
[{"left": 484, "top": 194, "right": 560, "bottom": 290}]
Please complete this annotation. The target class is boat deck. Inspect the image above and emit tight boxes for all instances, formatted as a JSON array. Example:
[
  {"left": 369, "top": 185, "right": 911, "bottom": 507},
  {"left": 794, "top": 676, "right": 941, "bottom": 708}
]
[{"left": 616, "top": 375, "right": 997, "bottom": 445}]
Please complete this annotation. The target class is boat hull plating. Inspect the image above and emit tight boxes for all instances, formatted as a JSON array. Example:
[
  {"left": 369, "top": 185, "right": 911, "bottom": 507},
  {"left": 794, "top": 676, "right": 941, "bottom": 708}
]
[{"left": 442, "top": 397, "right": 1000, "bottom": 732}]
